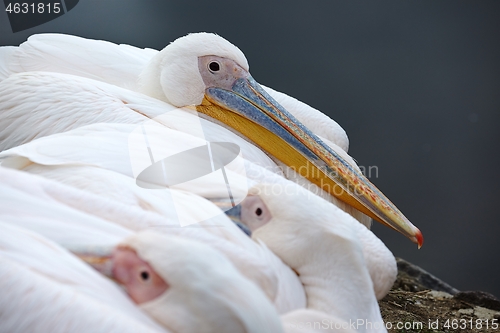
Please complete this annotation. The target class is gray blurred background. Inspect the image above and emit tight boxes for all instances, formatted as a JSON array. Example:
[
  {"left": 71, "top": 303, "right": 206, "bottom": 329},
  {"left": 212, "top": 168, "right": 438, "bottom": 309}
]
[{"left": 1, "top": 1, "right": 499, "bottom": 296}]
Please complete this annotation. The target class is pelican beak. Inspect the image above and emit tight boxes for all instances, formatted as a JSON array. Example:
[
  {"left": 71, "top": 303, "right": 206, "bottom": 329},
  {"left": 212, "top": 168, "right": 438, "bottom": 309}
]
[
  {"left": 210, "top": 199, "right": 252, "bottom": 236},
  {"left": 196, "top": 75, "right": 423, "bottom": 248},
  {"left": 70, "top": 246, "right": 117, "bottom": 280}
]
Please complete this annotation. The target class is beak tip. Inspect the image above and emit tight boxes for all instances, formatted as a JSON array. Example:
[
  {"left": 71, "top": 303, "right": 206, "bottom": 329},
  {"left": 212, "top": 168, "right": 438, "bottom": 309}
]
[{"left": 414, "top": 228, "right": 424, "bottom": 249}]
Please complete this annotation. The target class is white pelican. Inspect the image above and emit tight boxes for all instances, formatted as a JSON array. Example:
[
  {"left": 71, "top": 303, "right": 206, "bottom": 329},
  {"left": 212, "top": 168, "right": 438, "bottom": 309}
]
[
  {"left": 238, "top": 185, "right": 392, "bottom": 323},
  {"left": 0, "top": 222, "right": 287, "bottom": 333},
  {"left": 0, "top": 33, "right": 422, "bottom": 246}
]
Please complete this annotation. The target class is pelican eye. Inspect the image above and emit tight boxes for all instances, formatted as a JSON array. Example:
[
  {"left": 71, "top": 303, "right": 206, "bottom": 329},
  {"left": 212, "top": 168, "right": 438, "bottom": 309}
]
[
  {"left": 255, "top": 208, "right": 263, "bottom": 216},
  {"left": 208, "top": 61, "right": 221, "bottom": 72},
  {"left": 140, "top": 271, "right": 149, "bottom": 281}
]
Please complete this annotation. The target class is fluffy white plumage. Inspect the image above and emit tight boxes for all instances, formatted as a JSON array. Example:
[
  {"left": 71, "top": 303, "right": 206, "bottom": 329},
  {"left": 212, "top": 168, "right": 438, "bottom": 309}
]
[
  {"left": 0, "top": 165, "right": 306, "bottom": 314},
  {"left": 0, "top": 220, "right": 287, "bottom": 333}
]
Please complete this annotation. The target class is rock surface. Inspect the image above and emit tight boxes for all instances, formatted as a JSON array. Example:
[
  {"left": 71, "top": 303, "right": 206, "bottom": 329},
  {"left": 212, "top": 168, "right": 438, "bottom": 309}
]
[{"left": 379, "top": 258, "right": 500, "bottom": 333}]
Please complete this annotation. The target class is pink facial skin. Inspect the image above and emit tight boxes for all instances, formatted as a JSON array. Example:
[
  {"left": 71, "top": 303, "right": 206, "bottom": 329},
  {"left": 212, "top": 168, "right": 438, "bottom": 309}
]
[
  {"left": 112, "top": 247, "right": 169, "bottom": 304},
  {"left": 240, "top": 196, "right": 273, "bottom": 232}
]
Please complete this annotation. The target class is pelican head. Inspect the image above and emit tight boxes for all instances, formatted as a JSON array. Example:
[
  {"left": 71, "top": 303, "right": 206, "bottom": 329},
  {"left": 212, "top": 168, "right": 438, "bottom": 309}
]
[
  {"left": 139, "top": 33, "right": 423, "bottom": 247},
  {"left": 231, "top": 183, "right": 398, "bottom": 300},
  {"left": 77, "top": 231, "right": 283, "bottom": 333}
]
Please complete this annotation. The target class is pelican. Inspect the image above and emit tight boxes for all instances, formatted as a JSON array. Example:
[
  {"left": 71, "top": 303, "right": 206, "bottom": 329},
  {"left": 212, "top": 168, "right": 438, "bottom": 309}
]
[
  {"left": 229, "top": 183, "right": 391, "bottom": 331},
  {"left": 0, "top": 222, "right": 285, "bottom": 333},
  {"left": 0, "top": 33, "right": 422, "bottom": 246}
]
